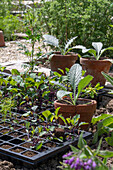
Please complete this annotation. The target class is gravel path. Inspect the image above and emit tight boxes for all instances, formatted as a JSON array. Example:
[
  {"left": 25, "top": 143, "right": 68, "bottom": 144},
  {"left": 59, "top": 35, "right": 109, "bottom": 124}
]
[
  {"left": 0, "top": 39, "right": 43, "bottom": 63},
  {"left": 0, "top": 39, "right": 51, "bottom": 75}
]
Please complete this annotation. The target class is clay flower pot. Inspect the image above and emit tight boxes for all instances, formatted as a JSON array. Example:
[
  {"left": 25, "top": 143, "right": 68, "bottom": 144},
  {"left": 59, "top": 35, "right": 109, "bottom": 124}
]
[
  {"left": 80, "top": 58, "right": 112, "bottom": 86},
  {"left": 54, "top": 98, "right": 97, "bottom": 130},
  {"left": 50, "top": 52, "right": 78, "bottom": 74},
  {"left": 0, "top": 31, "right": 5, "bottom": 47}
]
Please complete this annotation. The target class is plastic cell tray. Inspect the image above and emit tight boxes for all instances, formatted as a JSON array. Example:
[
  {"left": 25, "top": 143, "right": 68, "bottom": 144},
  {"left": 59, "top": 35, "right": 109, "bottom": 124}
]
[{"left": 0, "top": 112, "right": 92, "bottom": 168}]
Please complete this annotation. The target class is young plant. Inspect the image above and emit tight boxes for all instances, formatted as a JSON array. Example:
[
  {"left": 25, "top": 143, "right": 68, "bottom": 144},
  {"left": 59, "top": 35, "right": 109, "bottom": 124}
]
[
  {"left": 43, "top": 34, "right": 77, "bottom": 56},
  {"left": 75, "top": 42, "right": 113, "bottom": 61},
  {"left": 0, "top": 96, "right": 16, "bottom": 123},
  {"left": 66, "top": 114, "right": 88, "bottom": 132},
  {"left": 81, "top": 83, "right": 103, "bottom": 99},
  {"left": 41, "top": 108, "right": 66, "bottom": 125},
  {"left": 18, "top": 0, "right": 42, "bottom": 72},
  {"left": 92, "top": 115, "right": 113, "bottom": 145},
  {"left": 54, "top": 64, "right": 93, "bottom": 105}
]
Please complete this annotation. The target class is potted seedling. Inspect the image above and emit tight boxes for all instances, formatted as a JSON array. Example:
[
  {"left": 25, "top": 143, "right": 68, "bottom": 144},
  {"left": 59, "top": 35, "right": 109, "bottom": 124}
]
[
  {"left": 75, "top": 42, "right": 113, "bottom": 86},
  {"left": 52, "top": 63, "right": 97, "bottom": 130},
  {"left": 43, "top": 34, "right": 78, "bottom": 74}
]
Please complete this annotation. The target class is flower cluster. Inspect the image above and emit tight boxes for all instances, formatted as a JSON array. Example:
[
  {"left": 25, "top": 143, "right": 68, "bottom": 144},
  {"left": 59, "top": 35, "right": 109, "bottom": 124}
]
[{"left": 62, "top": 152, "right": 97, "bottom": 170}]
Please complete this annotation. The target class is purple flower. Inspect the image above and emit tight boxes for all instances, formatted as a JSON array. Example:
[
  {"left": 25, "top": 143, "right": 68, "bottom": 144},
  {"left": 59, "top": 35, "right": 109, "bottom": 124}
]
[
  {"left": 70, "top": 163, "right": 75, "bottom": 168},
  {"left": 92, "top": 161, "right": 96, "bottom": 168},
  {"left": 76, "top": 157, "right": 80, "bottom": 164},
  {"left": 85, "top": 165, "right": 90, "bottom": 170},
  {"left": 62, "top": 152, "right": 73, "bottom": 158},
  {"left": 87, "top": 159, "right": 92, "bottom": 164},
  {"left": 62, "top": 154, "right": 68, "bottom": 158},
  {"left": 69, "top": 157, "right": 75, "bottom": 165},
  {"left": 67, "top": 152, "right": 73, "bottom": 157},
  {"left": 84, "top": 162, "right": 87, "bottom": 166},
  {"left": 64, "top": 160, "right": 69, "bottom": 164}
]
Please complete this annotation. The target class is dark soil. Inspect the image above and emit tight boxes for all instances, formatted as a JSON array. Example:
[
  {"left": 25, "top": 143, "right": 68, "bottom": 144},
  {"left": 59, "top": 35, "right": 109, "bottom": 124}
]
[
  {"left": 44, "top": 142, "right": 57, "bottom": 148},
  {"left": 21, "top": 142, "right": 32, "bottom": 149},
  {"left": 10, "top": 147, "right": 25, "bottom": 153},
  {"left": 0, "top": 144, "right": 13, "bottom": 149},
  {"left": 22, "top": 151, "right": 37, "bottom": 157}
]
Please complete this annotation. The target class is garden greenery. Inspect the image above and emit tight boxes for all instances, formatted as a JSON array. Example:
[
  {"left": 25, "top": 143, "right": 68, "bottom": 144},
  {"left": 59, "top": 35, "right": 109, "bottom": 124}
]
[
  {"left": 0, "top": 0, "right": 23, "bottom": 40},
  {"left": 39, "top": 0, "right": 113, "bottom": 52}
]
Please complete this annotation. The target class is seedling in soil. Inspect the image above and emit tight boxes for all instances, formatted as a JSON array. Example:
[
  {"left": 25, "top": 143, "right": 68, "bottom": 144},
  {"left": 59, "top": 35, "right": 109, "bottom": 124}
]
[{"left": 0, "top": 96, "right": 16, "bottom": 124}]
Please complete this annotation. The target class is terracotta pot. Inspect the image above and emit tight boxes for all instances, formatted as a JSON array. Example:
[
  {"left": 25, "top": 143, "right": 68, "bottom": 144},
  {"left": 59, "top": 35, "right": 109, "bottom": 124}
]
[
  {"left": 50, "top": 52, "right": 78, "bottom": 74},
  {"left": 80, "top": 58, "right": 112, "bottom": 86},
  {"left": 0, "top": 31, "right": 5, "bottom": 47},
  {"left": 54, "top": 98, "right": 97, "bottom": 130}
]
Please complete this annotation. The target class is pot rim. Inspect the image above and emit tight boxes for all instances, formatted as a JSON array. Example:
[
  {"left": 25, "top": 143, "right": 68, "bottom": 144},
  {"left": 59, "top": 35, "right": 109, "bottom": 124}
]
[
  {"left": 52, "top": 51, "right": 78, "bottom": 57},
  {"left": 80, "top": 57, "right": 112, "bottom": 63},
  {"left": 54, "top": 98, "right": 97, "bottom": 107}
]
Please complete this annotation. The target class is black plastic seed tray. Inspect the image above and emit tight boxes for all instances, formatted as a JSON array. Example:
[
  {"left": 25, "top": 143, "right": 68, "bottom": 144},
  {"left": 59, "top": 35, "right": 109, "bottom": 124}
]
[{"left": 0, "top": 112, "right": 92, "bottom": 168}]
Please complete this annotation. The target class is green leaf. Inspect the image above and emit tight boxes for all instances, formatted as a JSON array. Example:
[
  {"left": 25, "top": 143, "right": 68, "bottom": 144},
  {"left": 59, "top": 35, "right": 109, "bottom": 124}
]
[
  {"left": 9, "top": 88, "right": 18, "bottom": 93},
  {"left": 36, "top": 142, "right": 42, "bottom": 151},
  {"left": 42, "top": 91, "right": 50, "bottom": 97},
  {"left": 95, "top": 138, "right": 102, "bottom": 155},
  {"left": 76, "top": 75, "right": 93, "bottom": 100},
  {"left": 91, "top": 114, "right": 112, "bottom": 125},
  {"left": 11, "top": 69, "right": 20, "bottom": 75},
  {"left": 102, "top": 116, "right": 113, "bottom": 127},
  {"left": 65, "top": 36, "right": 77, "bottom": 50},
  {"left": 48, "top": 53, "right": 55, "bottom": 60},
  {"left": 25, "top": 121, "right": 30, "bottom": 129},
  {"left": 78, "top": 122, "right": 88, "bottom": 126},
  {"left": 92, "top": 131, "right": 99, "bottom": 144},
  {"left": 77, "top": 132, "right": 87, "bottom": 149},
  {"left": 70, "top": 145, "right": 79, "bottom": 153},
  {"left": 68, "top": 63, "right": 82, "bottom": 92},
  {"left": 100, "top": 47, "right": 113, "bottom": 59},
  {"left": 105, "top": 136, "right": 113, "bottom": 146},
  {"left": 71, "top": 45, "right": 86, "bottom": 51},
  {"left": 20, "top": 101, "right": 26, "bottom": 105},
  {"left": 82, "top": 49, "right": 97, "bottom": 58},
  {"left": 59, "top": 115, "right": 67, "bottom": 125},
  {"left": 50, "top": 81, "right": 66, "bottom": 90},
  {"left": 98, "top": 150, "right": 113, "bottom": 158},
  {"left": 42, "top": 110, "right": 52, "bottom": 119},
  {"left": 92, "top": 42, "right": 103, "bottom": 59},
  {"left": 84, "top": 146, "right": 93, "bottom": 157},
  {"left": 101, "top": 72, "right": 113, "bottom": 86},
  {"left": 58, "top": 68, "right": 64, "bottom": 74},
  {"left": 43, "top": 34, "right": 59, "bottom": 47},
  {"left": 57, "top": 90, "right": 72, "bottom": 100}
]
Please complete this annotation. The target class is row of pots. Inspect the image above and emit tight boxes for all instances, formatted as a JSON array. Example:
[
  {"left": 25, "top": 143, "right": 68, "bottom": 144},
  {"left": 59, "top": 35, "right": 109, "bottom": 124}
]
[{"left": 50, "top": 52, "right": 112, "bottom": 86}]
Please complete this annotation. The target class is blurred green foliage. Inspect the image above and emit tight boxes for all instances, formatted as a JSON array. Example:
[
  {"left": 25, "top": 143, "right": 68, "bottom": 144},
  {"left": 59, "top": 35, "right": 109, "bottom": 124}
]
[{"left": 39, "top": 0, "right": 113, "bottom": 52}]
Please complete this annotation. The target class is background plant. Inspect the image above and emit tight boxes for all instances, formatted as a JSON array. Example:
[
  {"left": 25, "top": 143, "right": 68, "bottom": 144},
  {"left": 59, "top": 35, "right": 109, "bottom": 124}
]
[
  {"left": 39, "top": 0, "right": 113, "bottom": 57},
  {"left": 18, "top": 0, "right": 42, "bottom": 71},
  {"left": 43, "top": 34, "right": 77, "bottom": 56},
  {"left": 0, "top": 0, "right": 23, "bottom": 40}
]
